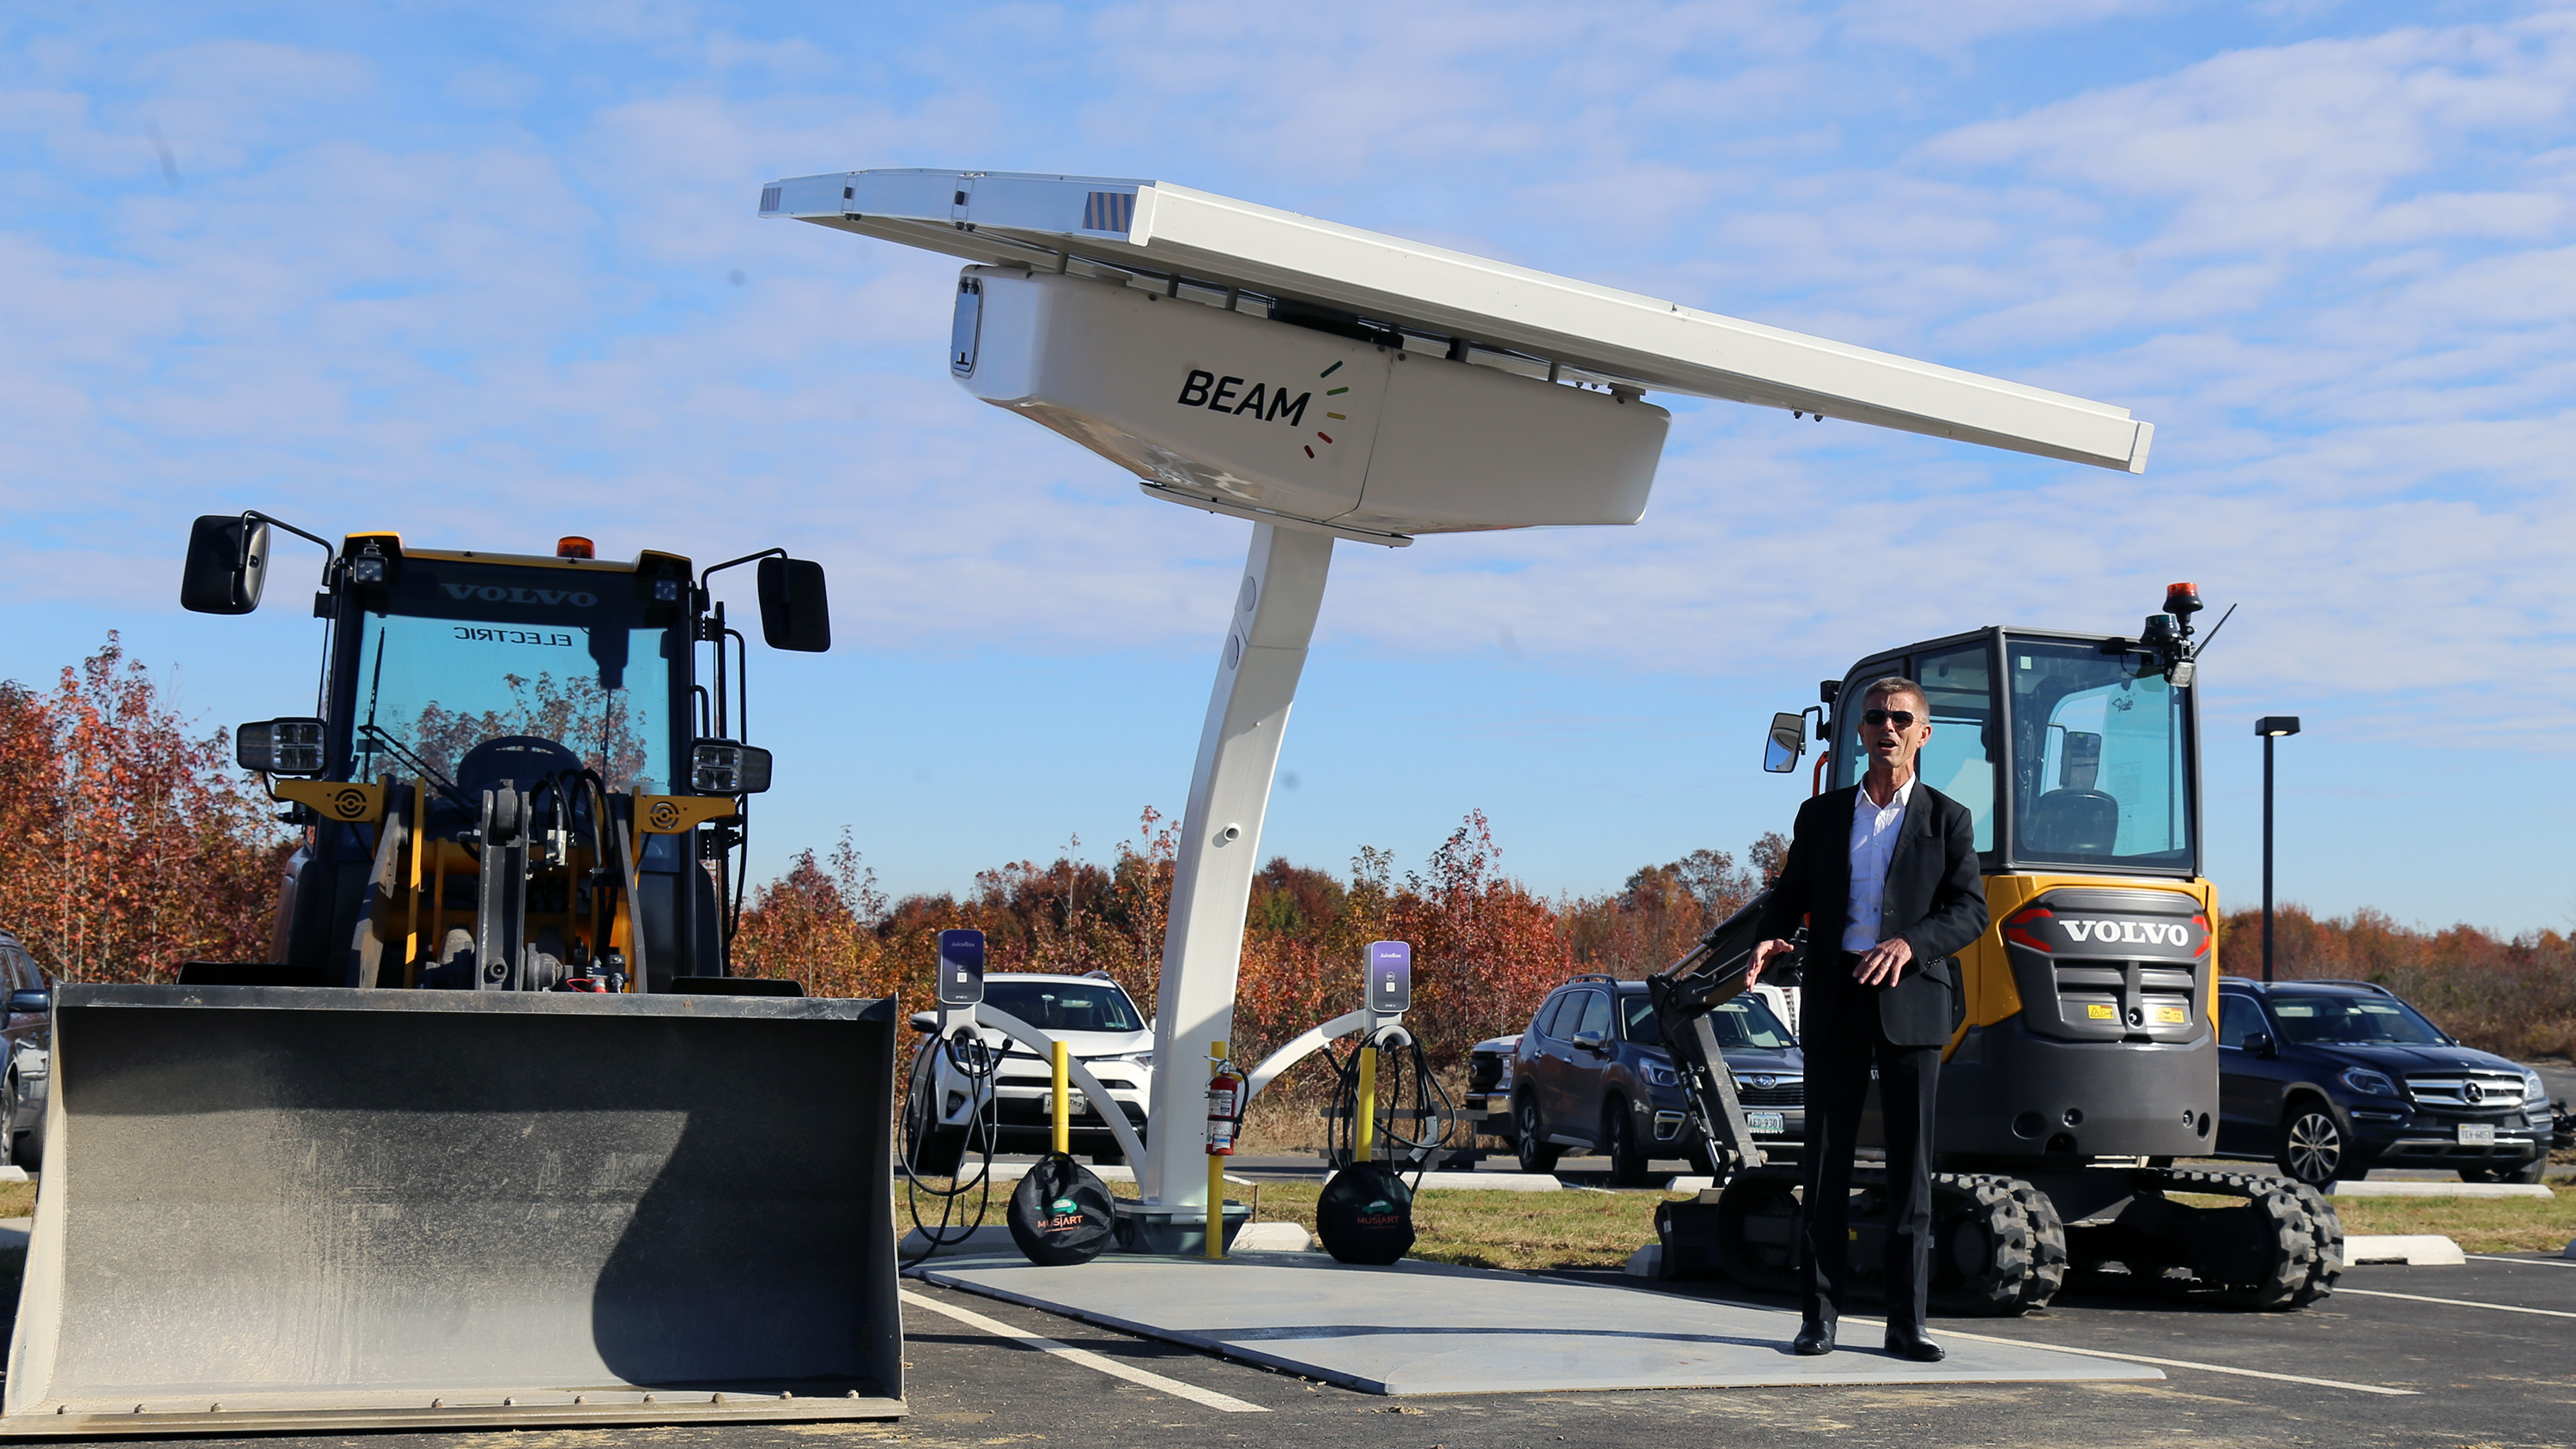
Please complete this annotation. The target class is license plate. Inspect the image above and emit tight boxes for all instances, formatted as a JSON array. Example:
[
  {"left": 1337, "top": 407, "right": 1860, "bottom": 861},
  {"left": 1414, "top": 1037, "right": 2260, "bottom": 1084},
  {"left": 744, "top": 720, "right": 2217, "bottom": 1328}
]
[
  {"left": 1747, "top": 1112, "right": 1785, "bottom": 1134},
  {"left": 1066, "top": 1090, "right": 1090, "bottom": 1117},
  {"left": 2458, "top": 1123, "right": 2495, "bottom": 1146}
]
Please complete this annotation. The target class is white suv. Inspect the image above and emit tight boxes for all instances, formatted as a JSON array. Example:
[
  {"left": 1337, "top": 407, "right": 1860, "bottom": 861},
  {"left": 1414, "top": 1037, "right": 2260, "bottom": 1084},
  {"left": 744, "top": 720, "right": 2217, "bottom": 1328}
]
[{"left": 905, "top": 971, "right": 1155, "bottom": 1171}]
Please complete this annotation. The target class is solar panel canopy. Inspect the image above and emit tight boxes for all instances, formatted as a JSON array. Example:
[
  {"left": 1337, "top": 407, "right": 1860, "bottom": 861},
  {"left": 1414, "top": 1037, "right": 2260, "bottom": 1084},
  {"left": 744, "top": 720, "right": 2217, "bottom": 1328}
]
[{"left": 762, "top": 168, "right": 2154, "bottom": 476}]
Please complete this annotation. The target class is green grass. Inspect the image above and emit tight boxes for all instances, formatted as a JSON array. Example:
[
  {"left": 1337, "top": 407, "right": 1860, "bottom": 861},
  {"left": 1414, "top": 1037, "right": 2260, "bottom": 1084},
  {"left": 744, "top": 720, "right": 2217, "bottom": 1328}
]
[
  {"left": 1230, "top": 1182, "right": 1682, "bottom": 1270},
  {"left": 2327, "top": 1184, "right": 2576, "bottom": 1253},
  {"left": 1232, "top": 1179, "right": 2576, "bottom": 1267}
]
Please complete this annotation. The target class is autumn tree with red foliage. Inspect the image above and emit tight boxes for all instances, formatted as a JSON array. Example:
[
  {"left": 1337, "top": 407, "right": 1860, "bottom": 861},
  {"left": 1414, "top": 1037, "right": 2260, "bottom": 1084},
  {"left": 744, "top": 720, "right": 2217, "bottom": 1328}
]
[{"left": 0, "top": 637, "right": 289, "bottom": 980}]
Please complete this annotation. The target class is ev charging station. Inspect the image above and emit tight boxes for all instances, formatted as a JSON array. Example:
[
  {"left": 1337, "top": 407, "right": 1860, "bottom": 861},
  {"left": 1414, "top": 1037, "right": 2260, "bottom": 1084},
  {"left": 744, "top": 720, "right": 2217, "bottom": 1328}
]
[{"left": 766, "top": 167, "right": 2155, "bottom": 1237}]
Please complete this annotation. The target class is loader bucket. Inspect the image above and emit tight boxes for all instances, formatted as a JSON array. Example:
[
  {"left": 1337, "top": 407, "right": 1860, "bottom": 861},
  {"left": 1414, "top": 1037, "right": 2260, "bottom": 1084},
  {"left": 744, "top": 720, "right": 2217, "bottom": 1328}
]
[{"left": 3, "top": 984, "right": 905, "bottom": 1435}]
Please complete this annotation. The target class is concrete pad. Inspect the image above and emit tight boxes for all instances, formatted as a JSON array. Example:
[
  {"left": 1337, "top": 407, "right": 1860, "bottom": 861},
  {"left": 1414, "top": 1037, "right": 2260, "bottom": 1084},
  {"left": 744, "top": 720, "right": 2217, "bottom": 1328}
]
[
  {"left": 2344, "top": 1234, "right": 2465, "bottom": 1266},
  {"left": 1231, "top": 1222, "right": 1314, "bottom": 1252},
  {"left": 1623, "top": 1245, "right": 1660, "bottom": 1277},
  {"left": 901, "top": 1221, "right": 1315, "bottom": 1258},
  {"left": 1667, "top": 1175, "right": 1716, "bottom": 1192},
  {"left": 2328, "top": 1180, "right": 2554, "bottom": 1199},
  {"left": 914, "top": 1250, "right": 2163, "bottom": 1396},
  {"left": 2561, "top": 1238, "right": 2575, "bottom": 1260}
]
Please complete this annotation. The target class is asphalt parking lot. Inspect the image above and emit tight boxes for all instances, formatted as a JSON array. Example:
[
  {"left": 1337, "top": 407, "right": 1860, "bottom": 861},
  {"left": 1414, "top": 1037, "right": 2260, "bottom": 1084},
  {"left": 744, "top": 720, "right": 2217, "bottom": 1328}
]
[{"left": 81, "top": 1248, "right": 2573, "bottom": 1449}]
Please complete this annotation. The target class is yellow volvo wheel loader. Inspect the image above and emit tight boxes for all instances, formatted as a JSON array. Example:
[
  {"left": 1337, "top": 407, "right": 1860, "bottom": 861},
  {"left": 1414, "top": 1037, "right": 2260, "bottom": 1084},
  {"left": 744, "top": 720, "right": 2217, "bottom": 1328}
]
[
  {"left": 1654, "top": 585, "right": 2342, "bottom": 1313},
  {"left": 1, "top": 514, "right": 905, "bottom": 1435}
]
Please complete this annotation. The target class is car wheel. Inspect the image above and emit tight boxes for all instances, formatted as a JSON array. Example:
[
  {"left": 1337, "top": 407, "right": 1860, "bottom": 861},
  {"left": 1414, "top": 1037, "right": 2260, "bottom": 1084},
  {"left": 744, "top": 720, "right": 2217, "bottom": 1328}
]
[
  {"left": 2463, "top": 1157, "right": 2545, "bottom": 1185},
  {"left": 1603, "top": 1099, "right": 1650, "bottom": 1186},
  {"left": 2276, "top": 1102, "right": 2348, "bottom": 1187},
  {"left": 1516, "top": 1094, "right": 1561, "bottom": 1173},
  {"left": 0, "top": 1077, "right": 16, "bottom": 1171}
]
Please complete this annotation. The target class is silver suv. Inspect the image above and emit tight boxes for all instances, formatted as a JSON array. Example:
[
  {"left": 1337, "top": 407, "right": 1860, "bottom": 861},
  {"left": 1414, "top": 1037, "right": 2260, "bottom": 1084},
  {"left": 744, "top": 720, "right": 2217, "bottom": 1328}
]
[{"left": 906, "top": 971, "right": 1153, "bottom": 1171}]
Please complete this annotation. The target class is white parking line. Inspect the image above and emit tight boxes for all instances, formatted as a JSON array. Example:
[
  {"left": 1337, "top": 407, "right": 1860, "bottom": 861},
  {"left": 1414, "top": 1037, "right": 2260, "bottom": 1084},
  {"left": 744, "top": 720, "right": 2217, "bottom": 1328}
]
[
  {"left": 898, "top": 1288, "right": 1270, "bottom": 1412},
  {"left": 1836, "top": 1315, "right": 2416, "bottom": 1397},
  {"left": 2333, "top": 1287, "right": 2576, "bottom": 1319},
  {"left": 2468, "top": 1253, "right": 2576, "bottom": 1269}
]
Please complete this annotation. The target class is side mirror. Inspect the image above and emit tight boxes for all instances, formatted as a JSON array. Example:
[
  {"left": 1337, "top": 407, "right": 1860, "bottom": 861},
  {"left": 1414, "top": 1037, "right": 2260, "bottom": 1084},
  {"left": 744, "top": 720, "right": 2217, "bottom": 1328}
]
[
  {"left": 689, "top": 739, "right": 773, "bottom": 794},
  {"left": 1763, "top": 712, "right": 1807, "bottom": 773},
  {"left": 2244, "top": 1030, "right": 2275, "bottom": 1058},
  {"left": 180, "top": 515, "right": 271, "bottom": 615},
  {"left": 756, "top": 557, "right": 831, "bottom": 653},
  {"left": 5, "top": 990, "right": 49, "bottom": 1016},
  {"left": 237, "top": 718, "right": 328, "bottom": 775},
  {"left": 1571, "top": 1029, "right": 1607, "bottom": 1052},
  {"left": 908, "top": 1010, "right": 938, "bottom": 1034}
]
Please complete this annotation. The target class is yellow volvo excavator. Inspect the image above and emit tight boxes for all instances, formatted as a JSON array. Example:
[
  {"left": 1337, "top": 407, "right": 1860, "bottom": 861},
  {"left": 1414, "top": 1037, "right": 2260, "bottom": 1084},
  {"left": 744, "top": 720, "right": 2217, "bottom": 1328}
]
[
  {"left": 1, "top": 514, "right": 905, "bottom": 1435},
  {"left": 1654, "top": 585, "right": 2342, "bottom": 1314}
]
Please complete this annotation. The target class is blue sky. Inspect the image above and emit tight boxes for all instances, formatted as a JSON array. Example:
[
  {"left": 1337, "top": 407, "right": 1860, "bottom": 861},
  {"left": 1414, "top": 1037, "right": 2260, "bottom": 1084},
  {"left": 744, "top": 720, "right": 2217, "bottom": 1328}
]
[{"left": 3, "top": 2, "right": 2571, "bottom": 934}]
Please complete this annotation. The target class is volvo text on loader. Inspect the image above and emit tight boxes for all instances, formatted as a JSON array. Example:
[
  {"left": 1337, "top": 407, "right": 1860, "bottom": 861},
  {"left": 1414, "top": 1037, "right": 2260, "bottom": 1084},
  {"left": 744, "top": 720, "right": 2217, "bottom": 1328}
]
[
  {"left": 1651, "top": 585, "right": 2342, "bottom": 1315},
  {"left": 0, "top": 513, "right": 907, "bottom": 1436}
]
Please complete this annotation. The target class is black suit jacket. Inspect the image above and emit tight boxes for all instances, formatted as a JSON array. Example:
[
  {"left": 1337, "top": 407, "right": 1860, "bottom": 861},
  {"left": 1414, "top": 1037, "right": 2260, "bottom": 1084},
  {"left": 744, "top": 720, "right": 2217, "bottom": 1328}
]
[{"left": 1753, "top": 781, "right": 1989, "bottom": 1048}]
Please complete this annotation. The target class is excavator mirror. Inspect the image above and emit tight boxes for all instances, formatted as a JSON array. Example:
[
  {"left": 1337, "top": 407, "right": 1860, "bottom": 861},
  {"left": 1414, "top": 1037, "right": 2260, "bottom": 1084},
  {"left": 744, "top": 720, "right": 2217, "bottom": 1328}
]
[
  {"left": 756, "top": 556, "right": 832, "bottom": 652},
  {"left": 179, "top": 515, "right": 270, "bottom": 615},
  {"left": 237, "top": 717, "right": 328, "bottom": 776},
  {"left": 1762, "top": 712, "right": 1807, "bottom": 773}
]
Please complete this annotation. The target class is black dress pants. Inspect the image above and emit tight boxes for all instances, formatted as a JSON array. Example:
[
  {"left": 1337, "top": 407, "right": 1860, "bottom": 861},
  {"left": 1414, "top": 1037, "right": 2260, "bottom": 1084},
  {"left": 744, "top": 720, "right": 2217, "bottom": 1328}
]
[{"left": 1800, "top": 958, "right": 1941, "bottom": 1337}]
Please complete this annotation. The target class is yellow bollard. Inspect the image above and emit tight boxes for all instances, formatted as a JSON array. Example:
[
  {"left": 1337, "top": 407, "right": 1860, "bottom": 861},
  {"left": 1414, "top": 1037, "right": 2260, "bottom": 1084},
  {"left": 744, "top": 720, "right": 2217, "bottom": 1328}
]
[
  {"left": 1208, "top": 1040, "right": 1230, "bottom": 1259},
  {"left": 1050, "top": 1040, "right": 1071, "bottom": 1156},
  {"left": 1355, "top": 1044, "right": 1377, "bottom": 1163}
]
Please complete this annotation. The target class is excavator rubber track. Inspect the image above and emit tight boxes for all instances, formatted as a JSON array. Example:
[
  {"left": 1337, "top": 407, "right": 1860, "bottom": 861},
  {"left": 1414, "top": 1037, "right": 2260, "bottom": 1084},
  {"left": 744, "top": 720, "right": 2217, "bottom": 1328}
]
[{"left": 2, "top": 984, "right": 906, "bottom": 1435}]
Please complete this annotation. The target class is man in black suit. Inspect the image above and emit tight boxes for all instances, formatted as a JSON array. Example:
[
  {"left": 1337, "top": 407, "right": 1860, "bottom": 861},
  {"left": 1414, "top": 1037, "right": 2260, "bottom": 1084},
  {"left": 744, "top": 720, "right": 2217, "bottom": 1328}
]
[{"left": 1745, "top": 675, "right": 1987, "bottom": 1362}]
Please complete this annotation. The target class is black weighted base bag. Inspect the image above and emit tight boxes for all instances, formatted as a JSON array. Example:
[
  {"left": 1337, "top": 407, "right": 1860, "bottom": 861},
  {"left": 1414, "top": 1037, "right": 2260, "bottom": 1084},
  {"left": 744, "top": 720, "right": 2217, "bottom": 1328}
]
[
  {"left": 1315, "top": 1161, "right": 1416, "bottom": 1264},
  {"left": 1006, "top": 1152, "right": 1119, "bottom": 1266}
]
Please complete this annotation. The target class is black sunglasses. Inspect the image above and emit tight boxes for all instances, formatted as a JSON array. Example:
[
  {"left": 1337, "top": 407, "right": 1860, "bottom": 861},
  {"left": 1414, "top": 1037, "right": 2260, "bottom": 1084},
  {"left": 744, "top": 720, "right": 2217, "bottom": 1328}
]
[{"left": 1861, "top": 708, "right": 1919, "bottom": 729}]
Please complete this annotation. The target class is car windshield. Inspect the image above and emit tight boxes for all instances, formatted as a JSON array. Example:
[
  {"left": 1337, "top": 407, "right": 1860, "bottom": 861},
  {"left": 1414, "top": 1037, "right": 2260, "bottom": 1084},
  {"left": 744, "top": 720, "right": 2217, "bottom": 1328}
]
[
  {"left": 1622, "top": 991, "right": 1795, "bottom": 1049},
  {"left": 349, "top": 559, "right": 677, "bottom": 793},
  {"left": 2269, "top": 994, "right": 2447, "bottom": 1046},
  {"left": 983, "top": 979, "right": 1145, "bottom": 1034}
]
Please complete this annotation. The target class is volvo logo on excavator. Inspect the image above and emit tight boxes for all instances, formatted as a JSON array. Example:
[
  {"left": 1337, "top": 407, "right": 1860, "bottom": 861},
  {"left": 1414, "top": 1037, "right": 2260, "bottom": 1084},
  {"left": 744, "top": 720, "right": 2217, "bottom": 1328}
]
[{"left": 2062, "top": 920, "right": 2192, "bottom": 946}]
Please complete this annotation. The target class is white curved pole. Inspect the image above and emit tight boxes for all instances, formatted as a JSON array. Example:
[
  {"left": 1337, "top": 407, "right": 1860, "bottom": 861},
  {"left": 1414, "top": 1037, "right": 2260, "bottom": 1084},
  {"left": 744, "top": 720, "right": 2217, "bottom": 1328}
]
[
  {"left": 1141, "top": 522, "right": 1334, "bottom": 1204},
  {"left": 1244, "top": 1009, "right": 1369, "bottom": 1106},
  {"left": 967, "top": 1006, "right": 1151, "bottom": 1168}
]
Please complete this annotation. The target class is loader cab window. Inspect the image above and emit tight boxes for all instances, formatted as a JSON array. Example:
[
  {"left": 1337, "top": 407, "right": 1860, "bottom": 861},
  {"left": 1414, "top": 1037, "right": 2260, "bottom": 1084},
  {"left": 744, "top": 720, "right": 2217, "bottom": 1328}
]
[
  {"left": 2008, "top": 639, "right": 2193, "bottom": 872},
  {"left": 345, "top": 561, "right": 678, "bottom": 796}
]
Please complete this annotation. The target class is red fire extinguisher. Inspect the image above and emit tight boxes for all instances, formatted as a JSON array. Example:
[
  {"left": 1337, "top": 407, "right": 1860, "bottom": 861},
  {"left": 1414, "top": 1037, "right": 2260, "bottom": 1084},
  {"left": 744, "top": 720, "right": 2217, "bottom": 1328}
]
[{"left": 1206, "top": 1058, "right": 1246, "bottom": 1155}]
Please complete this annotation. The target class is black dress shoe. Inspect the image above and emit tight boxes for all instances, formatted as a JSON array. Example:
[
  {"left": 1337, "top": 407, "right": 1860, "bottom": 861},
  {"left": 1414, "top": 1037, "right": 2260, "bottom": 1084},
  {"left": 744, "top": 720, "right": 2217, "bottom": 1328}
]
[
  {"left": 1792, "top": 1322, "right": 1835, "bottom": 1356},
  {"left": 1882, "top": 1331, "right": 1945, "bottom": 1362}
]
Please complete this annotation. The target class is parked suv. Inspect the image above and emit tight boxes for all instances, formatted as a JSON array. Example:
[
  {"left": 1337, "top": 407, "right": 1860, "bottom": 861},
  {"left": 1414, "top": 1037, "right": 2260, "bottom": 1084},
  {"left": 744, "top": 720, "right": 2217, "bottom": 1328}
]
[
  {"left": 0, "top": 930, "right": 51, "bottom": 1171},
  {"left": 1475, "top": 974, "right": 1804, "bottom": 1185},
  {"left": 2215, "top": 977, "right": 2549, "bottom": 1185},
  {"left": 905, "top": 971, "right": 1153, "bottom": 1171}
]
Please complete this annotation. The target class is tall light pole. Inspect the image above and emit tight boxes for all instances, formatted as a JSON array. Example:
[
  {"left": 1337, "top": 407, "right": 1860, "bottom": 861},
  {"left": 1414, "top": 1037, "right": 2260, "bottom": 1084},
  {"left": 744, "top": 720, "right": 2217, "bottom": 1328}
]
[{"left": 2255, "top": 716, "right": 2302, "bottom": 983}]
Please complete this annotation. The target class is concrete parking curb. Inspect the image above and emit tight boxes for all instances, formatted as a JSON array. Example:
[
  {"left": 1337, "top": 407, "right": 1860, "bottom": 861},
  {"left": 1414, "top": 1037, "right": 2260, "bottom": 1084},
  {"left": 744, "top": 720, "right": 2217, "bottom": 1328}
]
[
  {"left": 2344, "top": 1234, "right": 2464, "bottom": 1265},
  {"left": 2327, "top": 1180, "right": 2554, "bottom": 1199}
]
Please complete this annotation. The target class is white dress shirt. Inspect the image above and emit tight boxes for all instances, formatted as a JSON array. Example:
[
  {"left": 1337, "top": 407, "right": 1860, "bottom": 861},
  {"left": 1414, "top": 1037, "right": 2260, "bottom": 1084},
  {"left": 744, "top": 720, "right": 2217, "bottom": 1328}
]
[{"left": 1843, "top": 774, "right": 1916, "bottom": 953}]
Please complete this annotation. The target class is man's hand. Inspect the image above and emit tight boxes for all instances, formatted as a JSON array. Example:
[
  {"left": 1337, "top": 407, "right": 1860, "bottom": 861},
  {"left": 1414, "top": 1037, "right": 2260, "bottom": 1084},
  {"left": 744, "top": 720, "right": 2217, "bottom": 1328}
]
[
  {"left": 1746, "top": 937, "right": 1795, "bottom": 988},
  {"left": 1854, "top": 936, "right": 1914, "bottom": 987}
]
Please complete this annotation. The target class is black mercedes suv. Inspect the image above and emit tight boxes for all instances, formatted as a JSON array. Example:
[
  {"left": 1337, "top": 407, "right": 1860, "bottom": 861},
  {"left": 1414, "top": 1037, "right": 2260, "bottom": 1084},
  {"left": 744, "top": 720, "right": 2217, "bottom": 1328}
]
[
  {"left": 1475, "top": 974, "right": 1804, "bottom": 1185},
  {"left": 2215, "top": 977, "right": 2549, "bottom": 1185}
]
